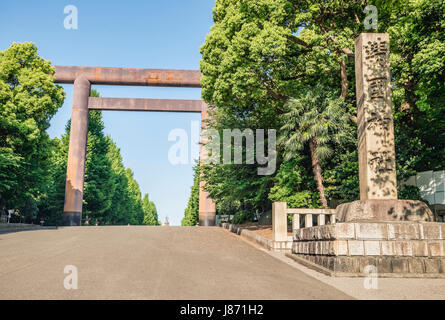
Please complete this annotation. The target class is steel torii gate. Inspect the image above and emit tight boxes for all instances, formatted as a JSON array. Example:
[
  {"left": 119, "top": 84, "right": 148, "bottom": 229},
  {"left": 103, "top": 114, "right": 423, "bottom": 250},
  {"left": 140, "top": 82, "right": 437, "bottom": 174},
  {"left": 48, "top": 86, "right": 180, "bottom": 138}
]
[{"left": 54, "top": 66, "right": 216, "bottom": 226}]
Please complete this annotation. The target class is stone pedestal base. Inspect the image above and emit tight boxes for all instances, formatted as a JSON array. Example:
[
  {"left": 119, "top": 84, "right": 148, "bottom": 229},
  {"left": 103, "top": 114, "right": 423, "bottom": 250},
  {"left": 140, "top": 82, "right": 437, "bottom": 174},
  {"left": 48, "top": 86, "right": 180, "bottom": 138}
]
[
  {"left": 336, "top": 200, "right": 434, "bottom": 222},
  {"left": 291, "top": 221, "right": 445, "bottom": 277},
  {"left": 199, "top": 213, "right": 216, "bottom": 226},
  {"left": 61, "top": 212, "right": 81, "bottom": 226}
]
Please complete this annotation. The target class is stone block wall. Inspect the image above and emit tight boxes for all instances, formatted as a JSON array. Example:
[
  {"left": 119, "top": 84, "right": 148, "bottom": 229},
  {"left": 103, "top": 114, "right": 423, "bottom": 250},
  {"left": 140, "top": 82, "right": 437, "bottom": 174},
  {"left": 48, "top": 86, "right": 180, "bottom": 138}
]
[{"left": 291, "top": 222, "right": 445, "bottom": 277}]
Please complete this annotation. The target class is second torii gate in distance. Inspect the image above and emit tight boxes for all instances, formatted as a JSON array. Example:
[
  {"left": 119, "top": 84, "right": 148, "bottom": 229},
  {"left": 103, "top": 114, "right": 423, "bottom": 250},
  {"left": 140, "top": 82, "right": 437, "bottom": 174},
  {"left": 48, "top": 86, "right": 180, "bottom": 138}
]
[{"left": 54, "top": 65, "right": 216, "bottom": 227}]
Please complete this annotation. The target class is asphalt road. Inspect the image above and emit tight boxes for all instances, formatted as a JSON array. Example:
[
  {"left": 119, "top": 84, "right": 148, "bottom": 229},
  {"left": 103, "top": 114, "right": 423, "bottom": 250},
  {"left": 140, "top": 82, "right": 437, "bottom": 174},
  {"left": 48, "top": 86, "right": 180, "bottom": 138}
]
[{"left": 0, "top": 226, "right": 351, "bottom": 300}]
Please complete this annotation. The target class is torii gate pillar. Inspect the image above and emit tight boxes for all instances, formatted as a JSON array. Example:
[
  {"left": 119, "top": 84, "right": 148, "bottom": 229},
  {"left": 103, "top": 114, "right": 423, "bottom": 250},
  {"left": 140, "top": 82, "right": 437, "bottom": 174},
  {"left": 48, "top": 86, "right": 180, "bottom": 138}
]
[{"left": 62, "top": 76, "right": 90, "bottom": 226}]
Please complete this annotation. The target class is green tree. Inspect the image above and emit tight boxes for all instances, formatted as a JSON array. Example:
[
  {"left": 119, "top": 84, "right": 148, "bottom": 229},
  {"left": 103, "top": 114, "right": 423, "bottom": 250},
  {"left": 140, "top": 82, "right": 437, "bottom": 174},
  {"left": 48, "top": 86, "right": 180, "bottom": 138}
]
[
  {"left": 142, "top": 193, "right": 159, "bottom": 226},
  {"left": 105, "top": 138, "right": 133, "bottom": 224},
  {"left": 268, "top": 157, "right": 320, "bottom": 208},
  {"left": 181, "top": 166, "right": 200, "bottom": 226},
  {"left": 37, "top": 137, "right": 68, "bottom": 225},
  {"left": 125, "top": 168, "right": 145, "bottom": 225},
  {"left": 385, "top": 0, "right": 445, "bottom": 178},
  {"left": 279, "top": 85, "right": 346, "bottom": 209},
  {"left": 200, "top": 0, "right": 443, "bottom": 216},
  {"left": 0, "top": 42, "right": 65, "bottom": 219},
  {"left": 199, "top": 0, "right": 359, "bottom": 215},
  {"left": 82, "top": 90, "right": 114, "bottom": 223}
]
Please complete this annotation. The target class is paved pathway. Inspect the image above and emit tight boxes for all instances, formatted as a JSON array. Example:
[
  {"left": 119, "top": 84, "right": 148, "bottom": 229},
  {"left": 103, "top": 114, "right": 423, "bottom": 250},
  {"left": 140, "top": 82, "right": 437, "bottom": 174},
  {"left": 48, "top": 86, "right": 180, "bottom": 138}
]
[{"left": 0, "top": 226, "right": 351, "bottom": 300}]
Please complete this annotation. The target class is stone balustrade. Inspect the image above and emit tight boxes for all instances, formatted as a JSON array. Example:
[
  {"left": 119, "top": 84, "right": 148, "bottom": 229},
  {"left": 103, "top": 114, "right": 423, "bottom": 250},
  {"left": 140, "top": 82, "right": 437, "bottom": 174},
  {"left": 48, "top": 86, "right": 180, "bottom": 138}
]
[{"left": 272, "top": 202, "right": 337, "bottom": 242}]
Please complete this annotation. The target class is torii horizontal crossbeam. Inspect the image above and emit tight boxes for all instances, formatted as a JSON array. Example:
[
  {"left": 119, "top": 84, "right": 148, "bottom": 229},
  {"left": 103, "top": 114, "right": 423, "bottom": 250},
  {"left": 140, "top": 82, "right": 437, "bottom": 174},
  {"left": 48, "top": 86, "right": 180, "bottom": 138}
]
[
  {"left": 54, "top": 66, "right": 202, "bottom": 88},
  {"left": 88, "top": 97, "right": 204, "bottom": 112}
]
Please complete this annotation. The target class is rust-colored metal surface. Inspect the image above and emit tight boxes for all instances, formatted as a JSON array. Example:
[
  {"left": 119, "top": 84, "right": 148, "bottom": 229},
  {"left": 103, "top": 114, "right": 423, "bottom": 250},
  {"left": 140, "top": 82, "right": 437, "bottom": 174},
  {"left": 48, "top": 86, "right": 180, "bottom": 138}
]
[
  {"left": 88, "top": 97, "right": 203, "bottom": 113},
  {"left": 54, "top": 65, "right": 202, "bottom": 88},
  {"left": 62, "top": 76, "right": 90, "bottom": 226}
]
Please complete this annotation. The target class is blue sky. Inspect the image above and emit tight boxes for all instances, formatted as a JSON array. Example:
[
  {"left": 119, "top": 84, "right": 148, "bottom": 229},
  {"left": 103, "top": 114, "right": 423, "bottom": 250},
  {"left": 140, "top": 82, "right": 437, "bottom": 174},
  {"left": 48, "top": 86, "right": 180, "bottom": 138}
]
[{"left": 0, "top": 1, "right": 215, "bottom": 225}]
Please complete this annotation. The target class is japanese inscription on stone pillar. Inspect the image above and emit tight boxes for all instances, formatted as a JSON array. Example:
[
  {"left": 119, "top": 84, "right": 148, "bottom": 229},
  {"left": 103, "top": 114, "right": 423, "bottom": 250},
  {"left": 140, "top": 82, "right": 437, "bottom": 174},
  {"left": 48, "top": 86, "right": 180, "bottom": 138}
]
[{"left": 355, "top": 33, "right": 398, "bottom": 200}]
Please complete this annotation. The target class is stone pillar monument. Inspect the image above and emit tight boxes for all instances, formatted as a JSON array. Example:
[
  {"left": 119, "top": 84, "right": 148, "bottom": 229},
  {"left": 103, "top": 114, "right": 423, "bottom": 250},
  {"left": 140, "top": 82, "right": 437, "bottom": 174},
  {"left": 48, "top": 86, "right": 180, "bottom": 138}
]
[
  {"left": 336, "top": 33, "right": 433, "bottom": 222},
  {"left": 199, "top": 102, "right": 217, "bottom": 226},
  {"left": 356, "top": 33, "right": 397, "bottom": 200},
  {"left": 62, "top": 76, "right": 90, "bottom": 226}
]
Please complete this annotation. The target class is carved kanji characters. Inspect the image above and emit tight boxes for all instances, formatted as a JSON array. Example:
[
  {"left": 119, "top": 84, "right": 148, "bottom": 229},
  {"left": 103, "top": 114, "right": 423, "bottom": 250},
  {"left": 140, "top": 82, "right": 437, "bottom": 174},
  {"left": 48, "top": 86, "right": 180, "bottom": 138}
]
[{"left": 368, "top": 77, "right": 387, "bottom": 99}]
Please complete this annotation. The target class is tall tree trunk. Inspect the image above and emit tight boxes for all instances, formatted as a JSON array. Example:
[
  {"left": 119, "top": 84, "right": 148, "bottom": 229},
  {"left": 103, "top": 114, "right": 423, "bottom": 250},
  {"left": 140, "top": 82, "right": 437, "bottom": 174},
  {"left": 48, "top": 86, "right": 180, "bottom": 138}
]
[
  {"left": 403, "top": 79, "right": 419, "bottom": 126},
  {"left": 340, "top": 58, "right": 348, "bottom": 100},
  {"left": 309, "top": 138, "right": 328, "bottom": 209},
  {"left": 340, "top": 57, "right": 357, "bottom": 123}
]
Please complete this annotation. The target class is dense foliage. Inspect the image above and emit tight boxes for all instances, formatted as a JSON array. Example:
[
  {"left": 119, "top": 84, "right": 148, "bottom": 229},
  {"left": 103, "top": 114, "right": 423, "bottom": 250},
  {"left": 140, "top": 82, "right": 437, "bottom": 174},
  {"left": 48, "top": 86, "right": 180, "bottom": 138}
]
[
  {"left": 0, "top": 42, "right": 65, "bottom": 222},
  {"left": 196, "top": 0, "right": 444, "bottom": 220},
  {"left": 0, "top": 43, "right": 159, "bottom": 225},
  {"left": 181, "top": 165, "right": 200, "bottom": 226},
  {"left": 279, "top": 84, "right": 348, "bottom": 208},
  {"left": 142, "top": 193, "right": 159, "bottom": 226}
]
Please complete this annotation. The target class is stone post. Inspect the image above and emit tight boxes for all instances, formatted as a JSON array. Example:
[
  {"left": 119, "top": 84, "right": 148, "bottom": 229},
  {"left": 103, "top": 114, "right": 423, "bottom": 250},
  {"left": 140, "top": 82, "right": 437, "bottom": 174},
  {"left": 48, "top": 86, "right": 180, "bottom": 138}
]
[
  {"left": 62, "top": 76, "right": 90, "bottom": 226},
  {"left": 317, "top": 214, "right": 325, "bottom": 226},
  {"left": 292, "top": 214, "right": 300, "bottom": 231},
  {"left": 355, "top": 33, "right": 397, "bottom": 200},
  {"left": 336, "top": 33, "right": 433, "bottom": 222},
  {"left": 272, "top": 202, "right": 287, "bottom": 242},
  {"left": 198, "top": 102, "right": 216, "bottom": 226},
  {"left": 305, "top": 214, "right": 313, "bottom": 228}
]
